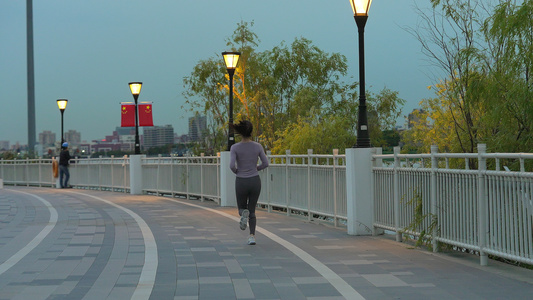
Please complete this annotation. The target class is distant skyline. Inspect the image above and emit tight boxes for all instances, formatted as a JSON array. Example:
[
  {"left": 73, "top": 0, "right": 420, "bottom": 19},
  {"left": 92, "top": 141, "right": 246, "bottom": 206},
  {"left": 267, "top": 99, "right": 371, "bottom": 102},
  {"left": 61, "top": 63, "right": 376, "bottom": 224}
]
[{"left": 1, "top": 0, "right": 437, "bottom": 145}]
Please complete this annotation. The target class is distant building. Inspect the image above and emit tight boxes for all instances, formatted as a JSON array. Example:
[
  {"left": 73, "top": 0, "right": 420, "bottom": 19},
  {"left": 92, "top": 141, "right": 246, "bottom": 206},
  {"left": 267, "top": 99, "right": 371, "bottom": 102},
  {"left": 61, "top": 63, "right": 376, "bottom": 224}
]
[
  {"left": 115, "top": 127, "right": 135, "bottom": 136},
  {"left": 143, "top": 125, "right": 174, "bottom": 149},
  {"left": 119, "top": 135, "right": 135, "bottom": 152},
  {"left": 64, "top": 130, "right": 81, "bottom": 146},
  {"left": 189, "top": 115, "right": 207, "bottom": 142},
  {"left": 38, "top": 130, "right": 56, "bottom": 147},
  {"left": 175, "top": 134, "right": 190, "bottom": 144},
  {"left": 407, "top": 109, "right": 425, "bottom": 129},
  {"left": 0, "top": 140, "right": 10, "bottom": 151}
]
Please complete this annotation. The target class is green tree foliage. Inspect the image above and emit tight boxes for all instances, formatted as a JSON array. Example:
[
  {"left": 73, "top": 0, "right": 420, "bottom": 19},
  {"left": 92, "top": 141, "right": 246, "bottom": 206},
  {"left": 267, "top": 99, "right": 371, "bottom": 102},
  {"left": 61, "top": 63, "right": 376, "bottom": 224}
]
[
  {"left": 404, "top": 0, "right": 533, "bottom": 154},
  {"left": 0, "top": 151, "right": 16, "bottom": 160},
  {"left": 183, "top": 21, "right": 405, "bottom": 154},
  {"left": 483, "top": 0, "right": 533, "bottom": 152}
]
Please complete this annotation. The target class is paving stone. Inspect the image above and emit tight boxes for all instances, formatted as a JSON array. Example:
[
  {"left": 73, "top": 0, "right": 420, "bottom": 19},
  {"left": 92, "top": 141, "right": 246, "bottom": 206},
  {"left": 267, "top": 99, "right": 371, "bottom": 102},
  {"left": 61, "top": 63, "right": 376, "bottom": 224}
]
[{"left": 2, "top": 188, "right": 533, "bottom": 300}]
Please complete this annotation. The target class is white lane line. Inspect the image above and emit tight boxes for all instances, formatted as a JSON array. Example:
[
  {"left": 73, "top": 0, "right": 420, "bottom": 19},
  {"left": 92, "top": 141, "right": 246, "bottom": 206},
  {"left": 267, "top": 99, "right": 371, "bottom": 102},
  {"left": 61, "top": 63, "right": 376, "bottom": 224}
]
[
  {"left": 70, "top": 192, "right": 158, "bottom": 300},
  {"left": 164, "top": 198, "right": 366, "bottom": 300},
  {"left": 0, "top": 190, "right": 58, "bottom": 276}
]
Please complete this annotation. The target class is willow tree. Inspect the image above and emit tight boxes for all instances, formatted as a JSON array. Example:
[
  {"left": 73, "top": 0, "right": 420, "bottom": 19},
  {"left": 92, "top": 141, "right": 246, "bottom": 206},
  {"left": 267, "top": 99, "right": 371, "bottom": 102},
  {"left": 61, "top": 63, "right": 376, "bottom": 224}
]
[
  {"left": 482, "top": 0, "right": 533, "bottom": 152},
  {"left": 183, "top": 21, "right": 405, "bottom": 153},
  {"left": 404, "top": 0, "right": 533, "bottom": 155}
]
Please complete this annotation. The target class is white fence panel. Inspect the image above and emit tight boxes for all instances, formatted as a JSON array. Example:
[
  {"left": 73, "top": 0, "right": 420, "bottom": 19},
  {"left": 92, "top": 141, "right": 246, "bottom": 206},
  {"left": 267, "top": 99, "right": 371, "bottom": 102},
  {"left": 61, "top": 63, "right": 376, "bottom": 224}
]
[
  {"left": 259, "top": 151, "right": 347, "bottom": 225},
  {"left": 373, "top": 145, "right": 533, "bottom": 265}
]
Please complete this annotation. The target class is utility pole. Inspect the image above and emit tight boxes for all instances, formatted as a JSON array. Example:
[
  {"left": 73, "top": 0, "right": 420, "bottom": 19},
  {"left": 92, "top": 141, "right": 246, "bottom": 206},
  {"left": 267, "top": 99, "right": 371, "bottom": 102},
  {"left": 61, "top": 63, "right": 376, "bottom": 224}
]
[{"left": 27, "top": 0, "right": 36, "bottom": 156}]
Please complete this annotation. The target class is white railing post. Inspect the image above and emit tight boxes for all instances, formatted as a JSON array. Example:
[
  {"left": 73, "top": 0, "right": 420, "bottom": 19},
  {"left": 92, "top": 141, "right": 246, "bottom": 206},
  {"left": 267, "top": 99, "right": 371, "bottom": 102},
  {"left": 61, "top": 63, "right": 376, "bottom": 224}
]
[
  {"left": 123, "top": 155, "right": 128, "bottom": 193},
  {"left": 216, "top": 153, "right": 220, "bottom": 203},
  {"left": 431, "top": 145, "right": 438, "bottom": 251},
  {"left": 130, "top": 154, "right": 145, "bottom": 195},
  {"left": 186, "top": 155, "right": 190, "bottom": 199},
  {"left": 38, "top": 158, "right": 42, "bottom": 187},
  {"left": 266, "top": 151, "right": 272, "bottom": 213},
  {"left": 14, "top": 159, "right": 17, "bottom": 186},
  {"left": 220, "top": 151, "right": 236, "bottom": 207},
  {"left": 111, "top": 155, "right": 114, "bottom": 191},
  {"left": 394, "top": 146, "right": 402, "bottom": 242},
  {"left": 372, "top": 148, "right": 384, "bottom": 236},
  {"left": 99, "top": 155, "right": 103, "bottom": 190},
  {"left": 307, "top": 149, "right": 312, "bottom": 221},
  {"left": 478, "top": 143, "right": 488, "bottom": 266},
  {"left": 0, "top": 159, "right": 3, "bottom": 189},
  {"left": 200, "top": 153, "right": 205, "bottom": 202},
  {"left": 0, "top": 159, "right": 3, "bottom": 187},
  {"left": 286, "top": 149, "right": 291, "bottom": 216},
  {"left": 333, "top": 149, "right": 339, "bottom": 227},
  {"left": 26, "top": 158, "right": 29, "bottom": 187},
  {"left": 346, "top": 147, "right": 374, "bottom": 235},
  {"left": 170, "top": 155, "right": 175, "bottom": 197},
  {"left": 157, "top": 154, "right": 162, "bottom": 195}
]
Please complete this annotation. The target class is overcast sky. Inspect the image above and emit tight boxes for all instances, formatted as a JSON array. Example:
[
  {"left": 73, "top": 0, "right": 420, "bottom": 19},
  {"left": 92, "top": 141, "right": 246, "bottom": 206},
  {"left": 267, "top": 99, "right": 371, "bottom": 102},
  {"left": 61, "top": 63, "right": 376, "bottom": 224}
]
[{"left": 1, "top": 0, "right": 437, "bottom": 145}]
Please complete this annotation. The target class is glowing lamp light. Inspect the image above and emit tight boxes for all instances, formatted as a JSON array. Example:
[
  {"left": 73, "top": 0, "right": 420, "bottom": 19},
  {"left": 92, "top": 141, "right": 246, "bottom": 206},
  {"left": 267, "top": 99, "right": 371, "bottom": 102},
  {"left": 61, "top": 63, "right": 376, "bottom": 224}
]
[
  {"left": 129, "top": 82, "right": 143, "bottom": 96},
  {"left": 57, "top": 99, "right": 68, "bottom": 111},
  {"left": 349, "top": 0, "right": 372, "bottom": 16},
  {"left": 222, "top": 52, "right": 240, "bottom": 70}
]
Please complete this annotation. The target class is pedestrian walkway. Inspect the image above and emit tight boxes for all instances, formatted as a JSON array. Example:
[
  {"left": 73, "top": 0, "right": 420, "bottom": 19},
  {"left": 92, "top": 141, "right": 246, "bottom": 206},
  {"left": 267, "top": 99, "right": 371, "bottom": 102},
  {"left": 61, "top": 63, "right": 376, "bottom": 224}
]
[{"left": 1, "top": 187, "right": 532, "bottom": 300}]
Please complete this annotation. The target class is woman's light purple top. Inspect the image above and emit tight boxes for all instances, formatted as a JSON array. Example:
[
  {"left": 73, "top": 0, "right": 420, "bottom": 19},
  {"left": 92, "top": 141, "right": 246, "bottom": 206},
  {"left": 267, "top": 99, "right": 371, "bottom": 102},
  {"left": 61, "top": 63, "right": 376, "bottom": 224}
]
[{"left": 229, "top": 141, "right": 269, "bottom": 178}]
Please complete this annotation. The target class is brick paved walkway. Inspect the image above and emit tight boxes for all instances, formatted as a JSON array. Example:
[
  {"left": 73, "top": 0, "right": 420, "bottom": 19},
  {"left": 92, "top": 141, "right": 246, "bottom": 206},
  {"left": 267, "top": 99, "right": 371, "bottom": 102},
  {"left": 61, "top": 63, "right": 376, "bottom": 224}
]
[{"left": 1, "top": 187, "right": 532, "bottom": 299}]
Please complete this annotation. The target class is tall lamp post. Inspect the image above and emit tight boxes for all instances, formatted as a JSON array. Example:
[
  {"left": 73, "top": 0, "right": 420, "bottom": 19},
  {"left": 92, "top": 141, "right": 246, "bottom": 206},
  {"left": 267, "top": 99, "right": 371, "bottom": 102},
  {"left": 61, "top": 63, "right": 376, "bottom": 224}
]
[
  {"left": 222, "top": 51, "right": 241, "bottom": 151},
  {"left": 57, "top": 99, "right": 68, "bottom": 144},
  {"left": 350, "top": 0, "right": 372, "bottom": 148},
  {"left": 129, "top": 82, "right": 143, "bottom": 154}
]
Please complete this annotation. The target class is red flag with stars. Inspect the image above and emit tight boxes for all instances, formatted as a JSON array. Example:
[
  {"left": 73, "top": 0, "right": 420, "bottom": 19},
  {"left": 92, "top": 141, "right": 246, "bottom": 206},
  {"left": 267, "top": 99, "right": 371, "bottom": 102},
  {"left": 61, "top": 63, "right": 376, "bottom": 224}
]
[
  {"left": 121, "top": 102, "right": 135, "bottom": 127},
  {"left": 138, "top": 102, "right": 154, "bottom": 127}
]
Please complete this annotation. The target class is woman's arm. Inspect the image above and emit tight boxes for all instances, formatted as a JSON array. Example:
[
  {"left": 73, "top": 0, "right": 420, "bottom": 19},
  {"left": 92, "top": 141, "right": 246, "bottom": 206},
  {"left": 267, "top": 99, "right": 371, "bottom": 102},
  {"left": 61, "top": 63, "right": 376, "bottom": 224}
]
[
  {"left": 257, "top": 145, "right": 269, "bottom": 171},
  {"left": 229, "top": 147, "right": 238, "bottom": 174}
]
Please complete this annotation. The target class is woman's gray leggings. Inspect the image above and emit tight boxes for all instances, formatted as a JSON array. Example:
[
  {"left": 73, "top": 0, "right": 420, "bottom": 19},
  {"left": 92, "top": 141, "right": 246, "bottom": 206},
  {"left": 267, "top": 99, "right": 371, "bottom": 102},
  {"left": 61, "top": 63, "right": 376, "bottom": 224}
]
[{"left": 235, "top": 175, "right": 261, "bottom": 235}]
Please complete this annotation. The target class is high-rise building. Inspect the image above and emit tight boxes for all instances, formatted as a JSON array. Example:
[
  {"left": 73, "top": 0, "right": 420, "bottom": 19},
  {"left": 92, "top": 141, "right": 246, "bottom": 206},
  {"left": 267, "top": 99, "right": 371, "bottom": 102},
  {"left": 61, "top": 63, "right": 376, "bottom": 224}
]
[
  {"left": 115, "top": 127, "right": 135, "bottom": 136},
  {"left": 143, "top": 125, "right": 174, "bottom": 149},
  {"left": 64, "top": 130, "right": 81, "bottom": 146},
  {"left": 0, "top": 141, "right": 9, "bottom": 151},
  {"left": 38, "top": 130, "right": 56, "bottom": 146},
  {"left": 189, "top": 115, "right": 207, "bottom": 142}
]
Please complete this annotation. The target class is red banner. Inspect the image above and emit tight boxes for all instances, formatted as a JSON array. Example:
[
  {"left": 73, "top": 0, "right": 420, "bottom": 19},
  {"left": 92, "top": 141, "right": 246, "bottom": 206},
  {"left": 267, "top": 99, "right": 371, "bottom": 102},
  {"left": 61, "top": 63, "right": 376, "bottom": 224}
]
[
  {"left": 138, "top": 102, "right": 154, "bottom": 127},
  {"left": 121, "top": 103, "right": 135, "bottom": 127}
]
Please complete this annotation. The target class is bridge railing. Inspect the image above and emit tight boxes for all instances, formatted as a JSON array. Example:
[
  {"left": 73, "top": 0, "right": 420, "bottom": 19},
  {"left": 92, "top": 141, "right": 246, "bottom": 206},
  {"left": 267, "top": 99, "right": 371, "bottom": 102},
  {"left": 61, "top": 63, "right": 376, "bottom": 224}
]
[
  {"left": 70, "top": 156, "right": 130, "bottom": 192},
  {"left": 373, "top": 144, "right": 533, "bottom": 265},
  {"left": 2, "top": 145, "right": 532, "bottom": 266},
  {"left": 141, "top": 155, "right": 221, "bottom": 203},
  {"left": 0, "top": 158, "right": 55, "bottom": 187},
  {"left": 260, "top": 149, "right": 347, "bottom": 227}
]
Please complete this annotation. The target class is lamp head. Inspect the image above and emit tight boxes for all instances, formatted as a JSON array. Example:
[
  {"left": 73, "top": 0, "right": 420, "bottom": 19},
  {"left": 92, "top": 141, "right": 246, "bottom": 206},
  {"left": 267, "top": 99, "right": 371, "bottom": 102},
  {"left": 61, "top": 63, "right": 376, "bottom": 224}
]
[
  {"left": 57, "top": 99, "right": 68, "bottom": 111},
  {"left": 222, "top": 51, "right": 241, "bottom": 71},
  {"left": 129, "top": 82, "right": 143, "bottom": 96},
  {"left": 349, "top": 0, "right": 372, "bottom": 16}
]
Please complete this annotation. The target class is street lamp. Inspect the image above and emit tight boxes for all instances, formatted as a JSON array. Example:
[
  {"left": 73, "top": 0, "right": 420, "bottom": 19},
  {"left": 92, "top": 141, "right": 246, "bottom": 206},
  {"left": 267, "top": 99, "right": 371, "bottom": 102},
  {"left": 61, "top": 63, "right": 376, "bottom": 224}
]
[
  {"left": 349, "top": 0, "right": 372, "bottom": 148},
  {"left": 222, "top": 51, "right": 241, "bottom": 150},
  {"left": 129, "top": 82, "right": 143, "bottom": 154},
  {"left": 57, "top": 99, "right": 68, "bottom": 144}
]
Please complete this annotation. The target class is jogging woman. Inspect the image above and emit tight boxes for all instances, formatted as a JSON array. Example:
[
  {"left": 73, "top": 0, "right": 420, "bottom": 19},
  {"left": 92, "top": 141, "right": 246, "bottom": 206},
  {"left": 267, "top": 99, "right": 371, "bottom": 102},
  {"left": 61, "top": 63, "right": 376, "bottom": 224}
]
[{"left": 229, "top": 120, "right": 269, "bottom": 245}]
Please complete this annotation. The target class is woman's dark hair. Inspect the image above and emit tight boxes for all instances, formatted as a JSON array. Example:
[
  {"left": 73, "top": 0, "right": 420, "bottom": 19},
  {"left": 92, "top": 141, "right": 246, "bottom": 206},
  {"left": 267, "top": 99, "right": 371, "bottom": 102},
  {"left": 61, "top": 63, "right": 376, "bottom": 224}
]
[{"left": 231, "top": 120, "right": 253, "bottom": 138}]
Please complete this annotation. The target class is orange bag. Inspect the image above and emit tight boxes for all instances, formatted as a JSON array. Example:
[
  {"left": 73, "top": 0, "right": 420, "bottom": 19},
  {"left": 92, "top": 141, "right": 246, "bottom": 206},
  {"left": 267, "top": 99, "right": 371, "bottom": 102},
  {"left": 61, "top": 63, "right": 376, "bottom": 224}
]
[{"left": 52, "top": 159, "right": 59, "bottom": 178}]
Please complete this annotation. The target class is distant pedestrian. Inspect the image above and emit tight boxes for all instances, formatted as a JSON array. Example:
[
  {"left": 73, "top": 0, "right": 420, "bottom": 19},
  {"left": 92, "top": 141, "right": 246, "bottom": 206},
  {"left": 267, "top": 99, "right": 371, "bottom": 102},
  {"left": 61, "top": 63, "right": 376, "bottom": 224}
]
[
  {"left": 229, "top": 120, "right": 269, "bottom": 245},
  {"left": 59, "top": 142, "right": 72, "bottom": 188}
]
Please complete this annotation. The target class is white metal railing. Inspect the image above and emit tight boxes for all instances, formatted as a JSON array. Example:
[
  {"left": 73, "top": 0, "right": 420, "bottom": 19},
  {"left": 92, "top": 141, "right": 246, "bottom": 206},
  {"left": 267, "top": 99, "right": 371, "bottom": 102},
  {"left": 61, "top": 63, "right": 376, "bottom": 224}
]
[
  {"left": 0, "top": 150, "right": 347, "bottom": 226},
  {"left": 2, "top": 145, "right": 532, "bottom": 266},
  {"left": 260, "top": 149, "right": 347, "bottom": 227},
  {"left": 0, "top": 158, "right": 55, "bottom": 187},
  {"left": 373, "top": 145, "right": 533, "bottom": 265},
  {"left": 141, "top": 155, "right": 221, "bottom": 203},
  {"left": 70, "top": 156, "right": 130, "bottom": 192}
]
